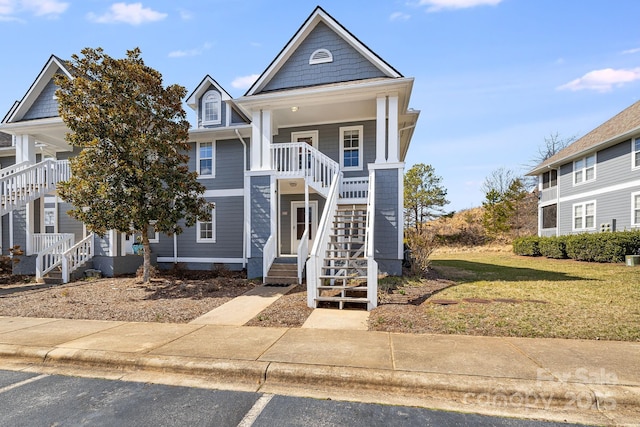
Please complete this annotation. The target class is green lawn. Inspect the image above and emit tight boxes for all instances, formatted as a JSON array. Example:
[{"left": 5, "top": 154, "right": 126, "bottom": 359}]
[{"left": 422, "top": 250, "right": 640, "bottom": 341}]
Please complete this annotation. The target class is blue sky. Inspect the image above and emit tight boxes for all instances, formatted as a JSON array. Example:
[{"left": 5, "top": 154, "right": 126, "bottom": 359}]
[{"left": 2, "top": 0, "right": 640, "bottom": 211}]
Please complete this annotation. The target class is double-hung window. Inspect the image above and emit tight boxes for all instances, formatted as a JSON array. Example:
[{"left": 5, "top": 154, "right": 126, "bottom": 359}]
[
  {"left": 198, "top": 141, "right": 214, "bottom": 177},
  {"left": 633, "top": 192, "right": 640, "bottom": 227},
  {"left": 340, "top": 125, "right": 363, "bottom": 171},
  {"left": 197, "top": 204, "right": 216, "bottom": 243},
  {"left": 541, "top": 170, "right": 557, "bottom": 189},
  {"left": 574, "top": 154, "right": 595, "bottom": 185},
  {"left": 202, "top": 91, "right": 221, "bottom": 125},
  {"left": 573, "top": 201, "right": 595, "bottom": 231},
  {"left": 634, "top": 138, "right": 640, "bottom": 169}
]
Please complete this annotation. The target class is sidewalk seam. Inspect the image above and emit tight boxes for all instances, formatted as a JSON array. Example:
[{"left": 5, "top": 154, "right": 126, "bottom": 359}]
[
  {"left": 139, "top": 324, "right": 207, "bottom": 355},
  {"left": 500, "top": 337, "right": 555, "bottom": 381}
]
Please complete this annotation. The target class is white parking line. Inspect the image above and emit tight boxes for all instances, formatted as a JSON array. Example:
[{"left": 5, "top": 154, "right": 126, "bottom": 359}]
[
  {"left": 237, "top": 393, "right": 274, "bottom": 427},
  {"left": 0, "top": 374, "right": 49, "bottom": 394}
]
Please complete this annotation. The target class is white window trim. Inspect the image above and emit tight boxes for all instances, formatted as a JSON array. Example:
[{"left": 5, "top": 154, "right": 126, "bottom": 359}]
[
  {"left": 572, "top": 200, "right": 596, "bottom": 232},
  {"left": 339, "top": 125, "right": 364, "bottom": 172},
  {"left": 196, "top": 204, "right": 216, "bottom": 243},
  {"left": 632, "top": 138, "right": 640, "bottom": 170},
  {"left": 573, "top": 154, "right": 596, "bottom": 186},
  {"left": 309, "top": 48, "right": 333, "bottom": 65},
  {"left": 632, "top": 191, "right": 640, "bottom": 227},
  {"left": 197, "top": 140, "right": 215, "bottom": 178},
  {"left": 202, "top": 90, "right": 222, "bottom": 126},
  {"left": 148, "top": 229, "right": 159, "bottom": 244}
]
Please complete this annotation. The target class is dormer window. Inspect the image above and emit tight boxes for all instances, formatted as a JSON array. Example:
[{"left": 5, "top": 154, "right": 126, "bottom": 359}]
[
  {"left": 309, "top": 48, "right": 333, "bottom": 65},
  {"left": 202, "top": 90, "right": 221, "bottom": 125}
]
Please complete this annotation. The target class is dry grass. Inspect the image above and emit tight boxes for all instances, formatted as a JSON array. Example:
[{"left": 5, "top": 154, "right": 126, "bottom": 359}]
[{"left": 371, "top": 250, "right": 640, "bottom": 341}]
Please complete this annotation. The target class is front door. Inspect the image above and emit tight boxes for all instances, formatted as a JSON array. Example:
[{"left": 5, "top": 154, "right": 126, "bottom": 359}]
[{"left": 291, "top": 201, "right": 318, "bottom": 253}]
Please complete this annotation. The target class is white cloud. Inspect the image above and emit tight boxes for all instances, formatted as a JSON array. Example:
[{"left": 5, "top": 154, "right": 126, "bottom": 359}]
[
  {"left": 418, "top": 0, "right": 503, "bottom": 12},
  {"left": 232, "top": 74, "right": 259, "bottom": 90},
  {"left": 557, "top": 67, "right": 640, "bottom": 92},
  {"left": 622, "top": 47, "right": 640, "bottom": 55},
  {"left": 168, "top": 42, "right": 212, "bottom": 58},
  {"left": 88, "top": 2, "right": 167, "bottom": 25},
  {"left": 0, "top": 0, "right": 68, "bottom": 19},
  {"left": 390, "top": 11, "right": 410, "bottom": 21},
  {"left": 178, "top": 8, "right": 192, "bottom": 20}
]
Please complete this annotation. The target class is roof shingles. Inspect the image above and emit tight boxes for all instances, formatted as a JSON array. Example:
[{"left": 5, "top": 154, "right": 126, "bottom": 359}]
[{"left": 531, "top": 100, "right": 640, "bottom": 174}]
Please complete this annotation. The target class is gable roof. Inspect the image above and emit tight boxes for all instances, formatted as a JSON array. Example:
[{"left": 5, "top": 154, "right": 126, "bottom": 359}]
[
  {"left": 3, "top": 55, "right": 72, "bottom": 124},
  {"left": 186, "top": 75, "right": 233, "bottom": 110},
  {"left": 245, "top": 6, "right": 402, "bottom": 96},
  {"left": 528, "top": 100, "right": 640, "bottom": 175}
]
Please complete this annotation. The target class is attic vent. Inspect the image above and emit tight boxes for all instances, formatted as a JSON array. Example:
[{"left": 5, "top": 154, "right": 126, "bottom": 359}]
[{"left": 309, "top": 48, "right": 333, "bottom": 65}]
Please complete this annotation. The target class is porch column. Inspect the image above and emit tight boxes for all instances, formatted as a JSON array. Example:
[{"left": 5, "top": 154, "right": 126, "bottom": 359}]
[
  {"left": 250, "top": 111, "right": 262, "bottom": 170},
  {"left": 16, "top": 134, "right": 37, "bottom": 164},
  {"left": 261, "top": 109, "right": 272, "bottom": 170},
  {"left": 376, "top": 96, "right": 386, "bottom": 164},
  {"left": 387, "top": 95, "right": 399, "bottom": 163}
]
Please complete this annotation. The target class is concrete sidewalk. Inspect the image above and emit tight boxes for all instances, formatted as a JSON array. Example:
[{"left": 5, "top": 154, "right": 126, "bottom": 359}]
[{"left": 0, "top": 315, "right": 638, "bottom": 425}]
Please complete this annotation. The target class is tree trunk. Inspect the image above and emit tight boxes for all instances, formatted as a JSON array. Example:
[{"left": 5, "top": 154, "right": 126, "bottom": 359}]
[{"left": 141, "top": 233, "right": 151, "bottom": 283}]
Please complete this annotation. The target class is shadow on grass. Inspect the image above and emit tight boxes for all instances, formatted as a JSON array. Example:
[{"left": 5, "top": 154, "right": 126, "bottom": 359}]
[{"left": 430, "top": 260, "right": 585, "bottom": 283}]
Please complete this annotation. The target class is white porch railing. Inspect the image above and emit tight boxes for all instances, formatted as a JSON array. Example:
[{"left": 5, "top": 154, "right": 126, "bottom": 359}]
[
  {"left": 0, "top": 159, "right": 71, "bottom": 216},
  {"left": 306, "top": 172, "right": 341, "bottom": 308},
  {"left": 31, "top": 233, "right": 75, "bottom": 256},
  {"left": 62, "top": 233, "right": 94, "bottom": 283},
  {"left": 35, "top": 233, "right": 75, "bottom": 280},
  {"left": 340, "top": 176, "right": 369, "bottom": 200},
  {"left": 364, "top": 171, "right": 378, "bottom": 310},
  {"left": 263, "top": 234, "right": 276, "bottom": 281},
  {"left": 271, "top": 143, "right": 340, "bottom": 196},
  {"left": 296, "top": 228, "right": 309, "bottom": 285}
]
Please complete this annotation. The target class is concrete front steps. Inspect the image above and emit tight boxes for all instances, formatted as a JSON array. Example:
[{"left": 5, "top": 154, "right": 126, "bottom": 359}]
[{"left": 264, "top": 258, "right": 299, "bottom": 285}]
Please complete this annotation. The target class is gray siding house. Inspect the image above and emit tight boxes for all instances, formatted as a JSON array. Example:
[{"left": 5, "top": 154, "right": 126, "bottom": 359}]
[
  {"left": 0, "top": 7, "right": 419, "bottom": 310},
  {"left": 528, "top": 101, "right": 640, "bottom": 237}
]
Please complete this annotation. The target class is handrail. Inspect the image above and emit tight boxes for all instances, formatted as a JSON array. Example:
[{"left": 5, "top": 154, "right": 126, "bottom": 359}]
[
  {"left": 306, "top": 171, "right": 341, "bottom": 308},
  {"left": 62, "top": 233, "right": 94, "bottom": 283},
  {"left": 35, "top": 234, "right": 74, "bottom": 280},
  {"left": 0, "top": 159, "right": 71, "bottom": 216},
  {"left": 263, "top": 234, "right": 276, "bottom": 281},
  {"left": 296, "top": 228, "right": 309, "bottom": 285},
  {"left": 31, "top": 233, "right": 75, "bottom": 256},
  {"left": 365, "top": 170, "right": 378, "bottom": 310},
  {"left": 0, "top": 161, "right": 31, "bottom": 178},
  {"left": 271, "top": 142, "right": 340, "bottom": 196}
]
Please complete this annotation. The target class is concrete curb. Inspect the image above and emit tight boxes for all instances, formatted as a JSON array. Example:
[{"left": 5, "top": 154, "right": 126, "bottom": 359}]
[{"left": 2, "top": 343, "right": 638, "bottom": 418}]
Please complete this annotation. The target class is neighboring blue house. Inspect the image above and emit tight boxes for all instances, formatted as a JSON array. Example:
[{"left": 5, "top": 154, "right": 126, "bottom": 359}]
[
  {"left": 0, "top": 7, "right": 419, "bottom": 310},
  {"left": 528, "top": 100, "right": 640, "bottom": 237}
]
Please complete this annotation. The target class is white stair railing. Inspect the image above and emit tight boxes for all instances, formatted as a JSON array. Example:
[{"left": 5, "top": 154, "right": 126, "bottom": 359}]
[
  {"left": 271, "top": 143, "right": 340, "bottom": 196},
  {"left": 31, "top": 233, "right": 75, "bottom": 256},
  {"left": 0, "top": 159, "right": 71, "bottom": 216},
  {"left": 340, "top": 177, "right": 369, "bottom": 201},
  {"left": 0, "top": 161, "right": 31, "bottom": 178},
  {"left": 296, "top": 228, "right": 309, "bottom": 285},
  {"left": 35, "top": 234, "right": 75, "bottom": 280},
  {"left": 262, "top": 234, "right": 276, "bottom": 281},
  {"left": 62, "top": 233, "right": 94, "bottom": 283},
  {"left": 364, "top": 171, "right": 378, "bottom": 310},
  {"left": 306, "top": 172, "right": 341, "bottom": 308}
]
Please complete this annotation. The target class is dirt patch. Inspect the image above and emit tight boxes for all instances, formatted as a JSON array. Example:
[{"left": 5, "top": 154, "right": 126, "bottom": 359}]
[
  {"left": 0, "top": 270, "right": 258, "bottom": 324},
  {"left": 245, "top": 285, "right": 313, "bottom": 328}
]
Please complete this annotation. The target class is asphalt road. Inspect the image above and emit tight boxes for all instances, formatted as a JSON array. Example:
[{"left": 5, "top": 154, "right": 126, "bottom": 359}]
[{"left": 0, "top": 370, "right": 585, "bottom": 427}]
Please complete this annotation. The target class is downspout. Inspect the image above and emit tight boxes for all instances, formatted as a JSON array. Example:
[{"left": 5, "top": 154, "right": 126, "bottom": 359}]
[{"left": 235, "top": 129, "right": 248, "bottom": 268}]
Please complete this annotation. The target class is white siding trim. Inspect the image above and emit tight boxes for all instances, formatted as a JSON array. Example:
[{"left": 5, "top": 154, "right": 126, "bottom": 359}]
[
  {"left": 157, "top": 257, "right": 245, "bottom": 264},
  {"left": 559, "top": 178, "right": 640, "bottom": 203},
  {"left": 203, "top": 189, "right": 244, "bottom": 197}
]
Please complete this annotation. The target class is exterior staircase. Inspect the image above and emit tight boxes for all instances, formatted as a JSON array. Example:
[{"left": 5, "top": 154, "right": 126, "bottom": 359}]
[
  {"left": 264, "top": 258, "right": 298, "bottom": 285},
  {"left": 315, "top": 204, "right": 369, "bottom": 309}
]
